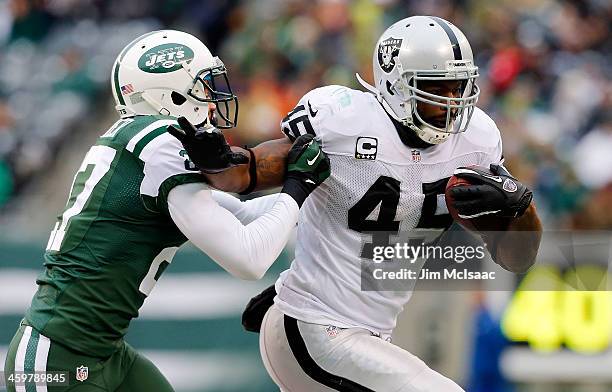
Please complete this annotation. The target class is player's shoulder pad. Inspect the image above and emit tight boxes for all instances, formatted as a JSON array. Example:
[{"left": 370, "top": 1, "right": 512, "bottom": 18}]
[
  {"left": 116, "top": 115, "right": 178, "bottom": 159},
  {"left": 282, "top": 85, "right": 381, "bottom": 155},
  {"left": 138, "top": 120, "right": 204, "bottom": 198}
]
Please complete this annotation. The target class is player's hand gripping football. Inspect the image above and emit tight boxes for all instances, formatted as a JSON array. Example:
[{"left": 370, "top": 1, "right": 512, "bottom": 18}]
[
  {"left": 281, "top": 134, "right": 331, "bottom": 207},
  {"left": 449, "top": 163, "right": 533, "bottom": 219},
  {"left": 167, "top": 116, "right": 248, "bottom": 173}
]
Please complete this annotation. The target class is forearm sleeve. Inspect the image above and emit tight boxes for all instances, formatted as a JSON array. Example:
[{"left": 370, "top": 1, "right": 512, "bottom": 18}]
[
  {"left": 211, "top": 191, "right": 281, "bottom": 224},
  {"left": 168, "top": 183, "right": 299, "bottom": 280}
]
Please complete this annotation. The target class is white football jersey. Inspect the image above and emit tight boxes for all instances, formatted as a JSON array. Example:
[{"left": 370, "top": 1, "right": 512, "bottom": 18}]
[{"left": 275, "top": 85, "right": 502, "bottom": 337}]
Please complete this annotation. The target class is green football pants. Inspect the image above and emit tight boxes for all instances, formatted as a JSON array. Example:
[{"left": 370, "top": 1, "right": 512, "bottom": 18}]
[{"left": 3, "top": 321, "right": 174, "bottom": 392}]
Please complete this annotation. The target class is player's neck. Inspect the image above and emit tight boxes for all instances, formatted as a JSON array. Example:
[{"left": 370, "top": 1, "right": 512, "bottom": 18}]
[{"left": 388, "top": 116, "right": 435, "bottom": 149}]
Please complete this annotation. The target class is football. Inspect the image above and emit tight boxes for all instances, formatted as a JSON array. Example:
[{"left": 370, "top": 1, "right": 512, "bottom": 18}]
[{"left": 445, "top": 166, "right": 511, "bottom": 232}]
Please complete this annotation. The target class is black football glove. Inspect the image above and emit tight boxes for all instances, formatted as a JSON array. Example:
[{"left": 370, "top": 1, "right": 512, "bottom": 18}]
[
  {"left": 449, "top": 163, "right": 533, "bottom": 219},
  {"left": 281, "top": 134, "right": 331, "bottom": 207},
  {"left": 242, "top": 284, "right": 276, "bottom": 333},
  {"left": 167, "top": 116, "right": 248, "bottom": 173}
]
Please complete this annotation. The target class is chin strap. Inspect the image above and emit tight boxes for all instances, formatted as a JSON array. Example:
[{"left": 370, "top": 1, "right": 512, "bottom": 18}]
[
  {"left": 355, "top": 73, "right": 380, "bottom": 97},
  {"left": 413, "top": 123, "right": 450, "bottom": 145},
  {"left": 142, "top": 92, "right": 171, "bottom": 116}
]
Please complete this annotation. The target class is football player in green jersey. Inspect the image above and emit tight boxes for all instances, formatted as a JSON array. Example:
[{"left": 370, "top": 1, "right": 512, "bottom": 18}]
[{"left": 3, "top": 30, "right": 330, "bottom": 392}]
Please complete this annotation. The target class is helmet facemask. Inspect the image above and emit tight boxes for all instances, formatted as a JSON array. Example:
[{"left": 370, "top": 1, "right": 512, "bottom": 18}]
[
  {"left": 393, "top": 60, "right": 480, "bottom": 142},
  {"left": 187, "top": 58, "right": 238, "bottom": 129}
]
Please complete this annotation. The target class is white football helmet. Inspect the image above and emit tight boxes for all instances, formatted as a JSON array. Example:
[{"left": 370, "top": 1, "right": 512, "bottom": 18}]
[
  {"left": 111, "top": 30, "right": 238, "bottom": 128},
  {"left": 357, "top": 16, "right": 479, "bottom": 144}
]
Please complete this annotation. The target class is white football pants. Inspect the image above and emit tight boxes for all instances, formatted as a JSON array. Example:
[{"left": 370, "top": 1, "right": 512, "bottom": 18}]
[{"left": 260, "top": 304, "right": 465, "bottom": 392}]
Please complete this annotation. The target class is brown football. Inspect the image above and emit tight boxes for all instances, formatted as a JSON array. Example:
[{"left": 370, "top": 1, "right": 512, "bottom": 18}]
[{"left": 445, "top": 166, "right": 511, "bottom": 232}]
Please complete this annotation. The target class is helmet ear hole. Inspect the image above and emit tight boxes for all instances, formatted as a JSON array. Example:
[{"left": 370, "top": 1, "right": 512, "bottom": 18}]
[{"left": 171, "top": 91, "right": 187, "bottom": 105}]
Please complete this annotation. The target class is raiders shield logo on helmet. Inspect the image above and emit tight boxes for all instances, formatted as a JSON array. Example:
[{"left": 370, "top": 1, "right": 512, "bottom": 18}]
[{"left": 377, "top": 37, "right": 402, "bottom": 73}]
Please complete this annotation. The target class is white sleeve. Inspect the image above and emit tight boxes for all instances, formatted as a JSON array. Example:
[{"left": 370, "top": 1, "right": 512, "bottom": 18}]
[
  {"left": 475, "top": 108, "right": 504, "bottom": 166},
  {"left": 210, "top": 191, "right": 281, "bottom": 224},
  {"left": 168, "top": 183, "right": 298, "bottom": 280},
  {"left": 480, "top": 136, "right": 504, "bottom": 168},
  {"left": 493, "top": 134, "right": 504, "bottom": 165}
]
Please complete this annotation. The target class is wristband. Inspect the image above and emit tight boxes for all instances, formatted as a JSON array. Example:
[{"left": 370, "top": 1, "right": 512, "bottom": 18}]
[
  {"left": 239, "top": 148, "right": 257, "bottom": 195},
  {"left": 281, "top": 178, "right": 312, "bottom": 207}
]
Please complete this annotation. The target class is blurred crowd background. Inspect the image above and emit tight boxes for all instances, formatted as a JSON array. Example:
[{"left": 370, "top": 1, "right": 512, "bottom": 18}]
[
  {"left": 0, "top": 0, "right": 610, "bottom": 230},
  {"left": 0, "top": 1, "right": 610, "bottom": 391}
]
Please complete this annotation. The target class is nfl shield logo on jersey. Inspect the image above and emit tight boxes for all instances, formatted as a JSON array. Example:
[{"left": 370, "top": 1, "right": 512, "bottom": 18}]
[
  {"left": 76, "top": 366, "right": 89, "bottom": 382},
  {"left": 325, "top": 325, "right": 341, "bottom": 338},
  {"left": 411, "top": 149, "right": 421, "bottom": 162}
]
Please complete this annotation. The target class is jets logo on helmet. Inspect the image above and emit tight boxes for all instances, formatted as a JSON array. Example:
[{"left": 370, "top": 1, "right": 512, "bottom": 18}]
[
  {"left": 138, "top": 43, "right": 195, "bottom": 73},
  {"left": 111, "top": 30, "right": 238, "bottom": 129},
  {"left": 377, "top": 37, "right": 402, "bottom": 73}
]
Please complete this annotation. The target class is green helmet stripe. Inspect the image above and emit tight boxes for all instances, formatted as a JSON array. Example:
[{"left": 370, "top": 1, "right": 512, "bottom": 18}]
[{"left": 113, "top": 31, "right": 160, "bottom": 106}]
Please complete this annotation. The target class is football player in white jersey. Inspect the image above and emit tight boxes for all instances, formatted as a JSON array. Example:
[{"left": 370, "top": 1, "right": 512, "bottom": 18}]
[{"left": 174, "top": 16, "right": 542, "bottom": 392}]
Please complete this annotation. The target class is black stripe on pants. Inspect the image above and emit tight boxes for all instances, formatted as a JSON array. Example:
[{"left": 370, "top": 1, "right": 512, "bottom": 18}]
[{"left": 283, "top": 315, "right": 375, "bottom": 392}]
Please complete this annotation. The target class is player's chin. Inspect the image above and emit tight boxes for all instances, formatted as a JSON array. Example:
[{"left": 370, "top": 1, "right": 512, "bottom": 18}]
[
  {"left": 209, "top": 112, "right": 218, "bottom": 127},
  {"left": 429, "top": 117, "right": 451, "bottom": 130}
]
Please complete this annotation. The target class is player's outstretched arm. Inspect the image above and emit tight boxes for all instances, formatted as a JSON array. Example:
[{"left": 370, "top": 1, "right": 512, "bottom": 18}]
[
  {"left": 206, "top": 138, "right": 292, "bottom": 194},
  {"left": 167, "top": 136, "right": 330, "bottom": 280},
  {"left": 167, "top": 116, "right": 292, "bottom": 194},
  {"left": 211, "top": 191, "right": 280, "bottom": 224},
  {"left": 168, "top": 184, "right": 298, "bottom": 280}
]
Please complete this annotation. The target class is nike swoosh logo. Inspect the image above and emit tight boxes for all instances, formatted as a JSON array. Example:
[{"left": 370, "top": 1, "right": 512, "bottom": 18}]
[
  {"left": 307, "top": 149, "right": 321, "bottom": 166},
  {"left": 481, "top": 174, "right": 503, "bottom": 183},
  {"left": 308, "top": 101, "right": 318, "bottom": 117},
  {"left": 454, "top": 168, "right": 502, "bottom": 183},
  {"left": 305, "top": 179, "right": 316, "bottom": 184}
]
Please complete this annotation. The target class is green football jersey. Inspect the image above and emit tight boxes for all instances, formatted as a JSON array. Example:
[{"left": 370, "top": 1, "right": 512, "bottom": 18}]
[{"left": 25, "top": 115, "right": 205, "bottom": 358}]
